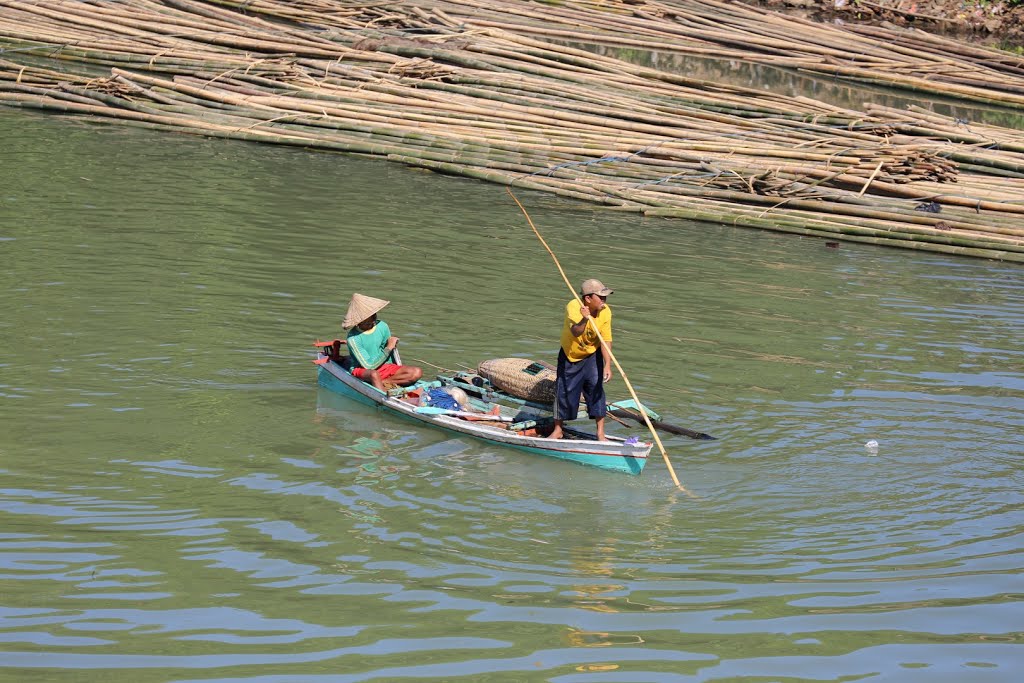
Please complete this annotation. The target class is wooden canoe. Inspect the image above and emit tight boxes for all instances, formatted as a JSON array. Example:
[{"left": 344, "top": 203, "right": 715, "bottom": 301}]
[{"left": 313, "top": 344, "right": 652, "bottom": 474}]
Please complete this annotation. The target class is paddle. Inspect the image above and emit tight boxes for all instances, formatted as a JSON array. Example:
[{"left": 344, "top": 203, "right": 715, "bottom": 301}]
[
  {"left": 608, "top": 408, "right": 715, "bottom": 441},
  {"left": 523, "top": 359, "right": 713, "bottom": 440}
]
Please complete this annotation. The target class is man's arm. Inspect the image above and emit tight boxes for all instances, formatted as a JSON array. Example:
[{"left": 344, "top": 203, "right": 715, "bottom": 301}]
[
  {"left": 350, "top": 323, "right": 390, "bottom": 370},
  {"left": 569, "top": 303, "right": 591, "bottom": 337},
  {"left": 347, "top": 333, "right": 376, "bottom": 369},
  {"left": 600, "top": 311, "right": 613, "bottom": 381},
  {"left": 602, "top": 341, "right": 613, "bottom": 382}
]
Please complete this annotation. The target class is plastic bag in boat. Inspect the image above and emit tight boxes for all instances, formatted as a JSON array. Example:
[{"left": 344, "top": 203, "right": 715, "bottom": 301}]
[{"left": 425, "top": 389, "right": 461, "bottom": 411}]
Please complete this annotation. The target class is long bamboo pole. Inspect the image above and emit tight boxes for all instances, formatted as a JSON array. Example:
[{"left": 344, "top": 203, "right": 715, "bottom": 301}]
[{"left": 505, "top": 187, "right": 687, "bottom": 491}]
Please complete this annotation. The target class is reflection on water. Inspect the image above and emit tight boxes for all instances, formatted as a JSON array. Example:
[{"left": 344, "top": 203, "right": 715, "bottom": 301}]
[
  {"left": 577, "top": 43, "right": 1024, "bottom": 130},
  {"left": 1, "top": 109, "right": 1022, "bottom": 681}
]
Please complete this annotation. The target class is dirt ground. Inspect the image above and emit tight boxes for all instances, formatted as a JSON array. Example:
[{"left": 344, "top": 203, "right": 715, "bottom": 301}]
[{"left": 747, "top": 0, "right": 1024, "bottom": 47}]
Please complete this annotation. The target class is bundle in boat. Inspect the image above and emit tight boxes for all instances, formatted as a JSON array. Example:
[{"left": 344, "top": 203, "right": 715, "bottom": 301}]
[{"left": 477, "top": 358, "right": 556, "bottom": 404}]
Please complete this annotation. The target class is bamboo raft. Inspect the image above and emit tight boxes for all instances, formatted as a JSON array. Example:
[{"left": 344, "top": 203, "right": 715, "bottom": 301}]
[{"left": 2, "top": 0, "right": 1024, "bottom": 261}]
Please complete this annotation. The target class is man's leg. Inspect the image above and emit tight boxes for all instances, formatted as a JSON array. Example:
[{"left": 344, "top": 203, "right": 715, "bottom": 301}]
[
  {"left": 352, "top": 367, "right": 384, "bottom": 390},
  {"left": 550, "top": 349, "right": 578, "bottom": 440},
  {"left": 584, "top": 350, "right": 608, "bottom": 441},
  {"left": 362, "top": 369, "right": 384, "bottom": 391},
  {"left": 389, "top": 366, "right": 423, "bottom": 386}
]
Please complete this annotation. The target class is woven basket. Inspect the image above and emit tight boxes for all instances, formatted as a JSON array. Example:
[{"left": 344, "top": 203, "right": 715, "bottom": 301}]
[{"left": 477, "top": 358, "right": 556, "bottom": 403}]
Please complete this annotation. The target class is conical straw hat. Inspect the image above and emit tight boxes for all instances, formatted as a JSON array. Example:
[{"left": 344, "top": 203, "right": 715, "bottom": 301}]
[{"left": 343, "top": 293, "right": 390, "bottom": 329}]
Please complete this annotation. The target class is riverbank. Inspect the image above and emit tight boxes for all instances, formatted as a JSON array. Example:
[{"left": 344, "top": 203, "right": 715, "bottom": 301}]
[
  {"left": 2, "top": 0, "right": 1023, "bottom": 262},
  {"left": 752, "top": 0, "right": 1024, "bottom": 46}
]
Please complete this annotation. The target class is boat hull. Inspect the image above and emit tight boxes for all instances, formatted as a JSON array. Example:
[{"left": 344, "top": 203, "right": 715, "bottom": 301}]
[{"left": 316, "top": 359, "right": 649, "bottom": 475}]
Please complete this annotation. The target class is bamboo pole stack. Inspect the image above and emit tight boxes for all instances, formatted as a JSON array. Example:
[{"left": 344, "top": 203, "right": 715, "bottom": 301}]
[
  {"left": 1, "top": 0, "right": 1023, "bottom": 261},
  {"left": 436, "top": 0, "right": 1024, "bottom": 109}
]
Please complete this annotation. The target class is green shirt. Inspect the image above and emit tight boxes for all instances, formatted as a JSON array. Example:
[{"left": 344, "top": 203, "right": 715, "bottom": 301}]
[{"left": 347, "top": 321, "right": 392, "bottom": 370}]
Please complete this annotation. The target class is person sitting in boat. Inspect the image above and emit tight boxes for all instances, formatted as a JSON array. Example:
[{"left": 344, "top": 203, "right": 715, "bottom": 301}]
[
  {"left": 549, "top": 279, "right": 613, "bottom": 441},
  {"left": 343, "top": 293, "right": 423, "bottom": 391}
]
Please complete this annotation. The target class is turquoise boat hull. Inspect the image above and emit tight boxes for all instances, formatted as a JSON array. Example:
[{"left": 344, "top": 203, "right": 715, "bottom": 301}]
[{"left": 315, "top": 356, "right": 650, "bottom": 475}]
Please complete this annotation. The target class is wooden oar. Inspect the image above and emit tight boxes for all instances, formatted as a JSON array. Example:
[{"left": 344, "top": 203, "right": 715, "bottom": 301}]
[
  {"left": 524, "top": 358, "right": 713, "bottom": 440},
  {"left": 507, "top": 187, "right": 688, "bottom": 492},
  {"left": 608, "top": 408, "right": 715, "bottom": 441}
]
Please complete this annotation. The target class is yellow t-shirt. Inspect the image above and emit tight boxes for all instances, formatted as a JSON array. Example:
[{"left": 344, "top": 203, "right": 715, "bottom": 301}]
[{"left": 560, "top": 298, "right": 612, "bottom": 362}]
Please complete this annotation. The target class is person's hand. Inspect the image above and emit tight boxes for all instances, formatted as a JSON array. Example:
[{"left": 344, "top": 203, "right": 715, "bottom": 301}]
[
  {"left": 386, "top": 336, "right": 399, "bottom": 350},
  {"left": 579, "top": 304, "right": 591, "bottom": 320},
  {"left": 603, "top": 366, "right": 613, "bottom": 383}
]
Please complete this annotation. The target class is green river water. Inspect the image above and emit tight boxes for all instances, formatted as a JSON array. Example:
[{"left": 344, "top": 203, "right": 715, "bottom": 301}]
[{"left": 1, "top": 106, "right": 1022, "bottom": 682}]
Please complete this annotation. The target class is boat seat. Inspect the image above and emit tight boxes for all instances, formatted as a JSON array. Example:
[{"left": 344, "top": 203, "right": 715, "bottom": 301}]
[{"left": 313, "top": 339, "right": 352, "bottom": 370}]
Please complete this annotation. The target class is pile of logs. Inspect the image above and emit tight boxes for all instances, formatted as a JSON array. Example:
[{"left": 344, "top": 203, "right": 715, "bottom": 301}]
[{"left": 1, "top": 0, "right": 1023, "bottom": 261}]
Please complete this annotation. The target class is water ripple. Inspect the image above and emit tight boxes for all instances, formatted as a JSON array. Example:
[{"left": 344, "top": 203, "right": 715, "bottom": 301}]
[{"left": 2, "top": 111, "right": 1021, "bottom": 681}]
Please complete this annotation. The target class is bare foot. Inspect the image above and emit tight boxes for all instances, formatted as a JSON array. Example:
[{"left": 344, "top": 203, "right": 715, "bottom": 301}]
[{"left": 548, "top": 428, "right": 563, "bottom": 440}]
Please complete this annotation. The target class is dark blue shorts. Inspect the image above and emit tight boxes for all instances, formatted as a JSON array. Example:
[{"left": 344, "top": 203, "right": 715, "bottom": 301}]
[{"left": 554, "top": 348, "right": 606, "bottom": 421}]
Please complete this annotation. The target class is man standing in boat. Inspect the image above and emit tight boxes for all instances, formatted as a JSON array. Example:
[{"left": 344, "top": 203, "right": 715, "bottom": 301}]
[
  {"left": 549, "top": 279, "right": 613, "bottom": 441},
  {"left": 344, "top": 293, "right": 423, "bottom": 391}
]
